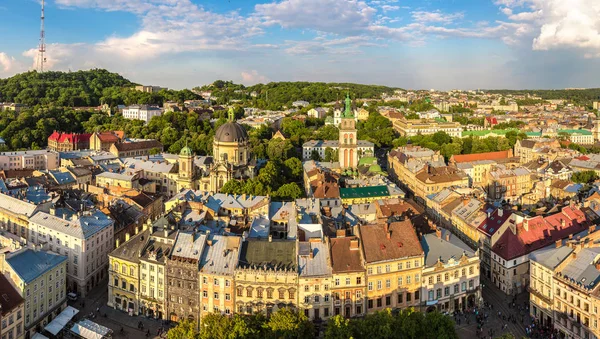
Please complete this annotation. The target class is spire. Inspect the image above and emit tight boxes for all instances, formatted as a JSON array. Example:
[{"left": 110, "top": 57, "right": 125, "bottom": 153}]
[
  {"left": 228, "top": 107, "right": 235, "bottom": 122},
  {"left": 344, "top": 92, "right": 353, "bottom": 118}
]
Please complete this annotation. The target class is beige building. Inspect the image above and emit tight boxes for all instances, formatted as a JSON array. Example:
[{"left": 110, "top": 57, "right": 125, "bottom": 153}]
[
  {"left": 234, "top": 240, "right": 298, "bottom": 316},
  {"left": 199, "top": 235, "right": 240, "bottom": 318},
  {"left": 0, "top": 150, "right": 59, "bottom": 171},
  {"left": 1, "top": 248, "right": 67, "bottom": 338},
  {"left": 298, "top": 240, "right": 333, "bottom": 321},
  {"left": 359, "top": 221, "right": 424, "bottom": 312},
  {"left": 421, "top": 229, "right": 481, "bottom": 312},
  {"left": 393, "top": 118, "right": 462, "bottom": 138},
  {"left": 486, "top": 167, "right": 533, "bottom": 202},
  {"left": 329, "top": 233, "right": 366, "bottom": 318},
  {"left": 514, "top": 139, "right": 562, "bottom": 163}
]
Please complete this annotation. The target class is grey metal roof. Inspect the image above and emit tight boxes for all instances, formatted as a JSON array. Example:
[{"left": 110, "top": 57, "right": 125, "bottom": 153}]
[
  {"left": 199, "top": 235, "right": 241, "bottom": 276},
  {"left": 30, "top": 210, "right": 114, "bottom": 239},
  {"left": 171, "top": 232, "right": 206, "bottom": 261},
  {"left": 0, "top": 193, "right": 39, "bottom": 217},
  {"left": 529, "top": 246, "right": 573, "bottom": 270},
  {"left": 421, "top": 230, "right": 476, "bottom": 267},
  {"left": 298, "top": 241, "right": 332, "bottom": 277},
  {"left": 560, "top": 248, "right": 600, "bottom": 289}
]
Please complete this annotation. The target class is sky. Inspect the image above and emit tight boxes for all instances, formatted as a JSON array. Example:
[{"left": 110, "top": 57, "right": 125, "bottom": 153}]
[{"left": 0, "top": 0, "right": 600, "bottom": 90}]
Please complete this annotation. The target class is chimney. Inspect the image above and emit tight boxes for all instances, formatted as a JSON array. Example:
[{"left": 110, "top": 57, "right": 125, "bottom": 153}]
[
  {"left": 569, "top": 234, "right": 573, "bottom": 240},
  {"left": 49, "top": 207, "right": 56, "bottom": 216},
  {"left": 596, "top": 262, "right": 600, "bottom": 271},
  {"left": 164, "top": 229, "right": 168, "bottom": 237},
  {"left": 555, "top": 240, "right": 561, "bottom": 248},
  {"left": 445, "top": 233, "right": 450, "bottom": 241},
  {"left": 498, "top": 208, "right": 503, "bottom": 217},
  {"left": 125, "top": 233, "right": 130, "bottom": 242},
  {"left": 523, "top": 219, "right": 529, "bottom": 232},
  {"left": 207, "top": 239, "right": 213, "bottom": 246},
  {"left": 590, "top": 225, "right": 596, "bottom": 233},
  {"left": 115, "top": 238, "right": 120, "bottom": 248},
  {"left": 383, "top": 222, "right": 389, "bottom": 234},
  {"left": 386, "top": 231, "right": 391, "bottom": 240},
  {"left": 336, "top": 229, "right": 347, "bottom": 238},
  {"left": 572, "top": 252, "right": 577, "bottom": 259},
  {"left": 268, "top": 234, "right": 272, "bottom": 242},
  {"left": 561, "top": 219, "right": 566, "bottom": 227},
  {"left": 309, "top": 248, "right": 314, "bottom": 259},
  {"left": 462, "top": 197, "right": 469, "bottom": 206},
  {"left": 350, "top": 238, "right": 359, "bottom": 250},
  {"left": 435, "top": 229, "right": 442, "bottom": 239}
]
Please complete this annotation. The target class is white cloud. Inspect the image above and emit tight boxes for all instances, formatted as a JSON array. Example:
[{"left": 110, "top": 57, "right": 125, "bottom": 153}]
[
  {"left": 0, "top": 52, "right": 16, "bottom": 72},
  {"left": 255, "top": 0, "right": 376, "bottom": 35},
  {"left": 411, "top": 10, "right": 464, "bottom": 24},
  {"left": 381, "top": 5, "right": 399, "bottom": 12},
  {"left": 241, "top": 70, "right": 269, "bottom": 84}
]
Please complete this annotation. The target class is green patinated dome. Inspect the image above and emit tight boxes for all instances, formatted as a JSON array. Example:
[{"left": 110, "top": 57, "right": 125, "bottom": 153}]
[{"left": 180, "top": 145, "right": 193, "bottom": 157}]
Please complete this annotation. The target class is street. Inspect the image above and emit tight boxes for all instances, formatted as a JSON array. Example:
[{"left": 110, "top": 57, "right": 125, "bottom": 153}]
[
  {"left": 456, "top": 276, "right": 531, "bottom": 339},
  {"left": 67, "top": 279, "right": 173, "bottom": 339}
]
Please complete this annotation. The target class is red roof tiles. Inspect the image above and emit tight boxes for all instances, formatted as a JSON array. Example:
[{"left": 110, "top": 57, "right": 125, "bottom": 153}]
[{"left": 451, "top": 150, "right": 512, "bottom": 163}]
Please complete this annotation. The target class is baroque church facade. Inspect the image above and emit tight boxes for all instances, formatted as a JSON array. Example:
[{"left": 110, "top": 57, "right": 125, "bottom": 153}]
[{"left": 175, "top": 108, "right": 258, "bottom": 193}]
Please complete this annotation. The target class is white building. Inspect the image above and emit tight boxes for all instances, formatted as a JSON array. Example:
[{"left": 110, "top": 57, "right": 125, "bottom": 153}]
[
  {"left": 307, "top": 108, "right": 327, "bottom": 119},
  {"left": 28, "top": 209, "right": 115, "bottom": 297},
  {"left": 302, "top": 140, "right": 374, "bottom": 161},
  {"left": 0, "top": 150, "right": 59, "bottom": 171},
  {"left": 122, "top": 105, "right": 163, "bottom": 124}
]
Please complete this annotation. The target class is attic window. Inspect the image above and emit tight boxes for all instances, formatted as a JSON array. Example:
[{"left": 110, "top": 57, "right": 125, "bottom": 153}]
[
  {"left": 380, "top": 244, "right": 386, "bottom": 250},
  {"left": 397, "top": 242, "right": 403, "bottom": 248}
]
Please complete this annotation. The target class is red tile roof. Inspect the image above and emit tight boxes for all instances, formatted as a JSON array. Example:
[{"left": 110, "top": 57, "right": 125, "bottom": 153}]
[
  {"left": 486, "top": 117, "right": 498, "bottom": 125},
  {"left": 96, "top": 132, "right": 120, "bottom": 143},
  {"left": 48, "top": 131, "right": 91, "bottom": 143},
  {"left": 451, "top": 150, "right": 512, "bottom": 163},
  {"left": 492, "top": 206, "right": 591, "bottom": 260},
  {"left": 359, "top": 220, "right": 423, "bottom": 263},
  {"left": 329, "top": 236, "right": 364, "bottom": 273},
  {"left": 477, "top": 208, "right": 512, "bottom": 237},
  {"left": 0, "top": 274, "right": 24, "bottom": 315}
]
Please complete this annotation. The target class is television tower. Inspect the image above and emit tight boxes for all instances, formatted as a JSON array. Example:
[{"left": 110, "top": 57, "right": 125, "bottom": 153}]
[{"left": 37, "top": 0, "right": 46, "bottom": 72}]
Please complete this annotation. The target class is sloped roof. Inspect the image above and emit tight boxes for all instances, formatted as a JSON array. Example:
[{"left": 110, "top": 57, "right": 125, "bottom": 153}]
[
  {"left": 238, "top": 239, "right": 297, "bottom": 271},
  {"left": 329, "top": 236, "right": 364, "bottom": 273},
  {"left": 359, "top": 220, "right": 423, "bottom": 263},
  {"left": 451, "top": 150, "right": 511, "bottom": 163},
  {"left": 0, "top": 274, "right": 24, "bottom": 315},
  {"left": 6, "top": 249, "right": 67, "bottom": 284}
]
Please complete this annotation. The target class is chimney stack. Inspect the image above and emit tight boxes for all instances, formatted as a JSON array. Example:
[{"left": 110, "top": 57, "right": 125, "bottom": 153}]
[
  {"left": 350, "top": 238, "right": 359, "bottom": 250},
  {"left": 336, "top": 229, "right": 347, "bottom": 238},
  {"left": 595, "top": 261, "right": 600, "bottom": 271},
  {"left": 445, "top": 233, "right": 450, "bottom": 241},
  {"left": 572, "top": 252, "right": 577, "bottom": 259},
  {"left": 435, "top": 229, "right": 442, "bottom": 239},
  {"left": 498, "top": 208, "right": 503, "bottom": 217},
  {"left": 268, "top": 234, "right": 272, "bottom": 242},
  {"left": 125, "top": 233, "right": 130, "bottom": 242},
  {"left": 309, "top": 248, "right": 314, "bottom": 259},
  {"left": 590, "top": 225, "right": 596, "bottom": 233},
  {"left": 555, "top": 240, "right": 561, "bottom": 248}
]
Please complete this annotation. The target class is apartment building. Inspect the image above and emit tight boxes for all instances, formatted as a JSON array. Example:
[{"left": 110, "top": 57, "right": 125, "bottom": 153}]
[
  {"left": 198, "top": 235, "right": 240, "bottom": 318},
  {"left": 122, "top": 105, "right": 163, "bottom": 124},
  {"left": 1, "top": 249, "right": 67, "bottom": 338},
  {"left": 393, "top": 118, "right": 462, "bottom": 138},
  {"left": 359, "top": 221, "right": 424, "bottom": 312},
  {"left": 28, "top": 209, "right": 114, "bottom": 296},
  {"left": 47, "top": 132, "right": 91, "bottom": 152},
  {"left": 514, "top": 139, "right": 562, "bottom": 163},
  {"left": 297, "top": 240, "right": 333, "bottom": 321},
  {"left": 234, "top": 240, "right": 298, "bottom": 317},
  {"left": 0, "top": 150, "right": 59, "bottom": 171},
  {"left": 0, "top": 274, "right": 25, "bottom": 339},
  {"left": 486, "top": 167, "right": 533, "bottom": 202},
  {"left": 0, "top": 193, "right": 42, "bottom": 241},
  {"left": 329, "top": 233, "right": 366, "bottom": 318},
  {"left": 421, "top": 229, "right": 481, "bottom": 312}
]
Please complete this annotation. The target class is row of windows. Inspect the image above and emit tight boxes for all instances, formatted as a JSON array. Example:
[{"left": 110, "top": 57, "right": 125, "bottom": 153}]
[
  {"left": 427, "top": 281, "right": 473, "bottom": 301},
  {"left": 366, "top": 260, "right": 421, "bottom": 275},
  {"left": 427, "top": 267, "right": 475, "bottom": 285},
  {"left": 367, "top": 291, "right": 420, "bottom": 309},
  {"left": 367, "top": 274, "right": 420, "bottom": 291},
  {"left": 236, "top": 287, "right": 295, "bottom": 300}
]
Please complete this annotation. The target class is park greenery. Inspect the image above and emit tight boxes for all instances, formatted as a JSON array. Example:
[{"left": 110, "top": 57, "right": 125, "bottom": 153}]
[
  {"left": 571, "top": 170, "right": 599, "bottom": 184},
  {"left": 166, "top": 308, "right": 458, "bottom": 339},
  {"left": 487, "top": 88, "right": 600, "bottom": 108}
]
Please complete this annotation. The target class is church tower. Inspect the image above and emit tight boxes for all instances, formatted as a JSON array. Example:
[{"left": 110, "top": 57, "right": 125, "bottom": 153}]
[
  {"left": 178, "top": 140, "right": 194, "bottom": 190},
  {"left": 594, "top": 112, "right": 600, "bottom": 142},
  {"left": 339, "top": 93, "right": 358, "bottom": 169}
]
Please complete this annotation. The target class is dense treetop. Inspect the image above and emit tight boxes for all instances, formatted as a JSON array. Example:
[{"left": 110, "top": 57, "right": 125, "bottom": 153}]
[{"left": 486, "top": 88, "right": 600, "bottom": 108}]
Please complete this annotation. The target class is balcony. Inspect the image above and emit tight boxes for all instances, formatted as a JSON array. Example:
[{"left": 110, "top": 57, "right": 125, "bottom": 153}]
[{"left": 334, "top": 300, "right": 341, "bottom": 306}]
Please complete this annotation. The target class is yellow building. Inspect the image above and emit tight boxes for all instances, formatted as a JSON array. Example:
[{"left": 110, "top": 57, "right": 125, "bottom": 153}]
[
  {"left": 234, "top": 240, "right": 298, "bottom": 316},
  {"left": 298, "top": 240, "right": 333, "bottom": 321},
  {"left": 108, "top": 230, "right": 147, "bottom": 315},
  {"left": 329, "top": 233, "right": 366, "bottom": 318},
  {"left": 96, "top": 172, "right": 139, "bottom": 190},
  {"left": 450, "top": 197, "right": 487, "bottom": 249},
  {"left": 199, "top": 235, "right": 241, "bottom": 318},
  {"left": 0, "top": 193, "right": 40, "bottom": 241},
  {"left": 359, "top": 221, "right": 424, "bottom": 312},
  {"left": 1, "top": 248, "right": 67, "bottom": 338},
  {"left": 421, "top": 229, "right": 481, "bottom": 312},
  {"left": 393, "top": 118, "right": 462, "bottom": 138}
]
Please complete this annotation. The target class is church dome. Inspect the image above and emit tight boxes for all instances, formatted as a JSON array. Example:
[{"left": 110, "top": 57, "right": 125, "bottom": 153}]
[
  {"left": 215, "top": 122, "right": 248, "bottom": 143},
  {"left": 180, "top": 145, "right": 193, "bottom": 156}
]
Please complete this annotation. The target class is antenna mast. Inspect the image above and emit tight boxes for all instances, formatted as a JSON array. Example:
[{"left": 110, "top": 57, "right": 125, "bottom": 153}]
[{"left": 38, "top": 0, "right": 46, "bottom": 72}]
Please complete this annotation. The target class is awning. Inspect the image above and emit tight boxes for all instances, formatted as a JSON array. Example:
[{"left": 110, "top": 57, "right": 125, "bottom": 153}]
[
  {"left": 45, "top": 306, "right": 79, "bottom": 335},
  {"left": 32, "top": 333, "right": 50, "bottom": 339},
  {"left": 426, "top": 300, "right": 439, "bottom": 306},
  {"left": 70, "top": 319, "right": 112, "bottom": 339}
]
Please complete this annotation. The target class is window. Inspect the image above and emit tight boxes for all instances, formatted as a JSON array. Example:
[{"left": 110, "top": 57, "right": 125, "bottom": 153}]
[
  {"left": 461, "top": 282, "right": 467, "bottom": 291},
  {"left": 247, "top": 289, "right": 253, "bottom": 297},
  {"left": 469, "top": 266, "right": 474, "bottom": 275},
  {"left": 377, "top": 280, "right": 382, "bottom": 290},
  {"left": 454, "top": 284, "right": 459, "bottom": 294},
  {"left": 406, "top": 262, "right": 411, "bottom": 269},
  {"left": 214, "top": 293, "right": 219, "bottom": 300},
  {"left": 237, "top": 288, "right": 243, "bottom": 297},
  {"left": 406, "top": 276, "right": 411, "bottom": 284},
  {"left": 469, "top": 280, "right": 474, "bottom": 289},
  {"left": 346, "top": 278, "right": 351, "bottom": 285},
  {"left": 289, "top": 290, "right": 295, "bottom": 299},
  {"left": 225, "top": 293, "right": 231, "bottom": 301},
  {"left": 325, "top": 294, "right": 330, "bottom": 302},
  {"left": 267, "top": 290, "right": 273, "bottom": 299},
  {"left": 444, "top": 273, "right": 449, "bottom": 281},
  {"left": 415, "top": 274, "right": 420, "bottom": 283},
  {"left": 130, "top": 267, "right": 134, "bottom": 276},
  {"left": 368, "top": 282, "right": 373, "bottom": 291},
  {"left": 436, "top": 289, "right": 442, "bottom": 299},
  {"left": 377, "top": 298, "right": 382, "bottom": 308},
  {"left": 368, "top": 300, "right": 373, "bottom": 309},
  {"left": 203, "top": 291, "right": 208, "bottom": 298},
  {"left": 314, "top": 285, "right": 320, "bottom": 292},
  {"left": 428, "top": 276, "right": 433, "bottom": 285},
  {"left": 279, "top": 290, "right": 285, "bottom": 299},
  {"left": 305, "top": 285, "right": 310, "bottom": 292},
  {"left": 377, "top": 266, "right": 382, "bottom": 274},
  {"left": 386, "top": 279, "right": 391, "bottom": 288},
  {"left": 385, "top": 264, "right": 390, "bottom": 273},
  {"left": 429, "top": 290, "right": 434, "bottom": 301},
  {"left": 444, "top": 287, "right": 450, "bottom": 296},
  {"left": 415, "top": 291, "right": 419, "bottom": 300},
  {"left": 386, "top": 296, "right": 391, "bottom": 306},
  {"left": 257, "top": 289, "right": 263, "bottom": 298},
  {"left": 414, "top": 260, "right": 420, "bottom": 267},
  {"left": 214, "top": 279, "right": 219, "bottom": 286},
  {"left": 398, "top": 292, "right": 403, "bottom": 304},
  {"left": 397, "top": 262, "right": 403, "bottom": 270},
  {"left": 335, "top": 278, "right": 340, "bottom": 286},
  {"left": 367, "top": 267, "right": 373, "bottom": 274},
  {"left": 356, "top": 277, "right": 361, "bottom": 285}
]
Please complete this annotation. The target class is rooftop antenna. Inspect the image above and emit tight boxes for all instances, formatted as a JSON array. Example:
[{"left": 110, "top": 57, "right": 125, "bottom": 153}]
[{"left": 37, "top": 0, "right": 46, "bottom": 72}]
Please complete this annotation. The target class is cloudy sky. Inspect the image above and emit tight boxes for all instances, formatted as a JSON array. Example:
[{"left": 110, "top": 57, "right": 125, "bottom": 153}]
[{"left": 0, "top": 0, "right": 599, "bottom": 90}]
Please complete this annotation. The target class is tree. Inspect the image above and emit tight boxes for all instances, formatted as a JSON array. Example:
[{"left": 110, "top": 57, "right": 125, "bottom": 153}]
[
  {"left": 266, "top": 308, "right": 314, "bottom": 339},
  {"left": 275, "top": 183, "right": 304, "bottom": 200},
  {"left": 324, "top": 147, "right": 339, "bottom": 162},
  {"left": 315, "top": 125, "right": 339, "bottom": 140},
  {"left": 167, "top": 320, "right": 199, "bottom": 339},
  {"left": 221, "top": 179, "right": 245, "bottom": 194},
  {"left": 324, "top": 315, "right": 352, "bottom": 339},
  {"left": 258, "top": 161, "right": 282, "bottom": 188},
  {"left": 267, "top": 138, "right": 295, "bottom": 161},
  {"left": 283, "top": 157, "right": 303, "bottom": 180},
  {"left": 310, "top": 150, "right": 322, "bottom": 161},
  {"left": 572, "top": 170, "right": 599, "bottom": 184}
]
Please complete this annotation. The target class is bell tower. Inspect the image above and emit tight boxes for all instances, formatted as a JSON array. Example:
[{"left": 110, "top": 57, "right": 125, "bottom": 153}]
[
  {"left": 178, "top": 139, "right": 194, "bottom": 189},
  {"left": 339, "top": 93, "right": 358, "bottom": 169}
]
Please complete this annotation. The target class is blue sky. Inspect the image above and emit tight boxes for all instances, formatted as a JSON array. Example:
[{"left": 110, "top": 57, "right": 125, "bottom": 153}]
[{"left": 1, "top": 0, "right": 599, "bottom": 90}]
